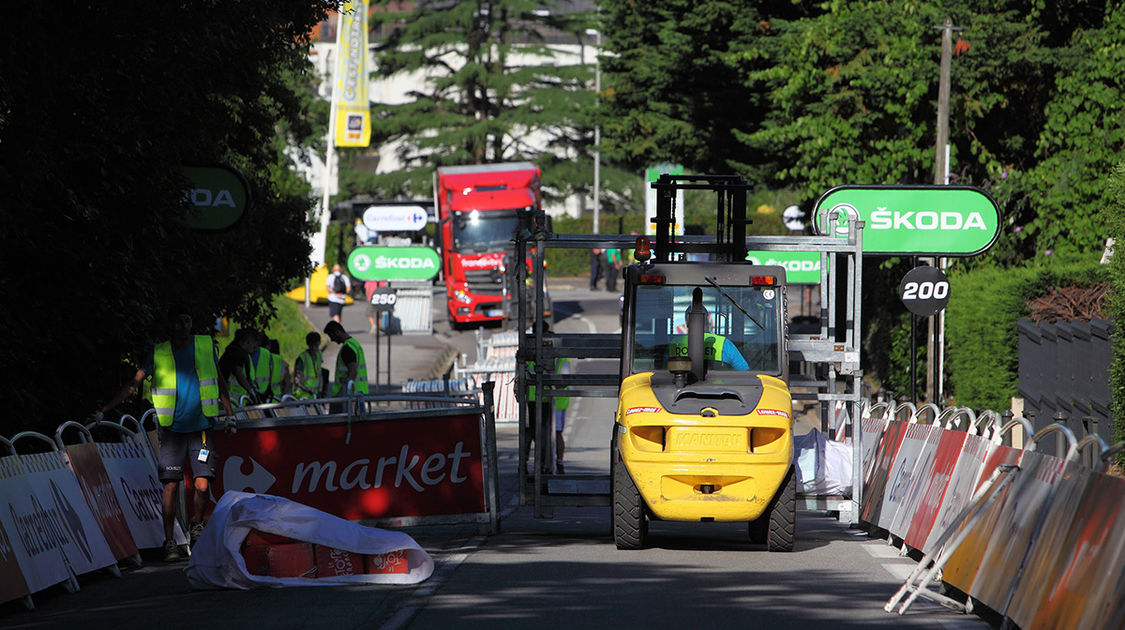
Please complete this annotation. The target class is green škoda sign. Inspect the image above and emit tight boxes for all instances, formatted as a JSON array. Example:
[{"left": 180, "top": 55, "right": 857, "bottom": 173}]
[
  {"left": 746, "top": 251, "right": 823, "bottom": 284},
  {"left": 813, "top": 185, "right": 1001, "bottom": 256},
  {"left": 182, "top": 165, "right": 250, "bottom": 230},
  {"left": 348, "top": 246, "right": 441, "bottom": 281}
]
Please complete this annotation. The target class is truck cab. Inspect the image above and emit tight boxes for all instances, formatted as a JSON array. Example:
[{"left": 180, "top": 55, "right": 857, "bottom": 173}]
[{"left": 435, "top": 162, "right": 542, "bottom": 328}]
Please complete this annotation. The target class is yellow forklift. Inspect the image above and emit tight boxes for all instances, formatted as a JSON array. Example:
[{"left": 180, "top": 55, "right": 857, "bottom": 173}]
[{"left": 515, "top": 174, "right": 864, "bottom": 551}]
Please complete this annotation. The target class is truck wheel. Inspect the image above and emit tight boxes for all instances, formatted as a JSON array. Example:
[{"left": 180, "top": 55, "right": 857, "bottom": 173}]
[
  {"left": 764, "top": 465, "right": 797, "bottom": 552},
  {"left": 612, "top": 448, "right": 647, "bottom": 550}
]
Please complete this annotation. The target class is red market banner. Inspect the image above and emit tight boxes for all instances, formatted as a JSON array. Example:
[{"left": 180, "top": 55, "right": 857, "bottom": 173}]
[
  {"left": 65, "top": 443, "right": 138, "bottom": 561},
  {"left": 922, "top": 432, "right": 990, "bottom": 554},
  {"left": 211, "top": 414, "right": 486, "bottom": 521}
]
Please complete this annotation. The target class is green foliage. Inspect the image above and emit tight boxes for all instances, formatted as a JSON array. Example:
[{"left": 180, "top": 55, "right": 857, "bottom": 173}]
[
  {"left": 1002, "top": 4, "right": 1125, "bottom": 259},
  {"left": 221, "top": 296, "right": 317, "bottom": 368},
  {"left": 1103, "top": 161, "right": 1125, "bottom": 448},
  {"left": 0, "top": 1, "right": 338, "bottom": 431},
  {"left": 357, "top": 0, "right": 608, "bottom": 204},
  {"left": 945, "top": 258, "right": 1109, "bottom": 412}
]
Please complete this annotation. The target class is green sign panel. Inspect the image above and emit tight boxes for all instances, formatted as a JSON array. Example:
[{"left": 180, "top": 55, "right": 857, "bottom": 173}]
[
  {"left": 813, "top": 185, "right": 1001, "bottom": 256},
  {"left": 182, "top": 166, "right": 249, "bottom": 230},
  {"left": 348, "top": 246, "right": 440, "bottom": 281},
  {"left": 746, "top": 251, "right": 823, "bottom": 284}
]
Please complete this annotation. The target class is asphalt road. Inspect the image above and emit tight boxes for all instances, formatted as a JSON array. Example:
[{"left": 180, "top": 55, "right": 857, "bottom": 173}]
[{"left": 0, "top": 285, "right": 992, "bottom": 630}]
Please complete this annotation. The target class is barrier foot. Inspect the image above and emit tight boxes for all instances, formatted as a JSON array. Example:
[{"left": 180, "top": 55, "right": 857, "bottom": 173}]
[
  {"left": 106, "top": 564, "right": 122, "bottom": 578},
  {"left": 128, "top": 552, "right": 143, "bottom": 568},
  {"left": 20, "top": 595, "right": 34, "bottom": 611},
  {"left": 64, "top": 573, "right": 79, "bottom": 593}
]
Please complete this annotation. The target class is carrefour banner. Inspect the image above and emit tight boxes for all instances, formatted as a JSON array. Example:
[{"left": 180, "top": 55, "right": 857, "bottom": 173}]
[{"left": 333, "top": 0, "right": 370, "bottom": 148}]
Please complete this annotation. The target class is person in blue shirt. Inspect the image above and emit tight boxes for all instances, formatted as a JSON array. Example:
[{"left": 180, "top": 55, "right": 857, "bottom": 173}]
[
  {"left": 94, "top": 305, "right": 233, "bottom": 562},
  {"left": 668, "top": 332, "right": 750, "bottom": 371}
]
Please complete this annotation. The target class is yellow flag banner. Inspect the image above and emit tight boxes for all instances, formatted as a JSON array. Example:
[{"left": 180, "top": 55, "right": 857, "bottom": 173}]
[{"left": 333, "top": 0, "right": 370, "bottom": 147}]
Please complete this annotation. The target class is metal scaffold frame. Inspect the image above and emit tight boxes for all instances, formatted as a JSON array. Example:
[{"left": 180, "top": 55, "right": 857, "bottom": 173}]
[{"left": 514, "top": 176, "right": 867, "bottom": 522}]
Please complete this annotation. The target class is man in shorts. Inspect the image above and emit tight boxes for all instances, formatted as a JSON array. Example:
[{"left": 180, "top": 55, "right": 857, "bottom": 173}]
[
  {"left": 326, "top": 263, "right": 351, "bottom": 323},
  {"left": 95, "top": 305, "right": 234, "bottom": 561}
]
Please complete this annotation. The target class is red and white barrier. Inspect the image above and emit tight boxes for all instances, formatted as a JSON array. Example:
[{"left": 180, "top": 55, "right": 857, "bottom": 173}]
[
  {"left": 64, "top": 441, "right": 138, "bottom": 563},
  {"left": 861, "top": 411, "right": 1125, "bottom": 628}
]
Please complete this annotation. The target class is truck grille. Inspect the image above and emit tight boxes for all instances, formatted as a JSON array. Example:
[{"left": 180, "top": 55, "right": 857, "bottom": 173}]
[{"left": 465, "top": 268, "right": 505, "bottom": 296}]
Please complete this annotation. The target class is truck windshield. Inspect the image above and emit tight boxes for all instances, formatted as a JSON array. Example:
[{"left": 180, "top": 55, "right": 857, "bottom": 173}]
[
  {"left": 630, "top": 284, "right": 782, "bottom": 375},
  {"left": 452, "top": 212, "right": 520, "bottom": 251}
]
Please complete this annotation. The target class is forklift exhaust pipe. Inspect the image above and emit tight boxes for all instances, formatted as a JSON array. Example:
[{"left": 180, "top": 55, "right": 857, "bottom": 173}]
[{"left": 687, "top": 288, "right": 707, "bottom": 382}]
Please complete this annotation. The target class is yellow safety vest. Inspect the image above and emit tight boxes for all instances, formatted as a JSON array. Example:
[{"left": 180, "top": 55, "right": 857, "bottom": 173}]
[
  {"left": 333, "top": 337, "right": 368, "bottom": 395},
  {"left": 668, "top": 333, "right": 728, "bottom": 363},
  {"left": 294, "top": 349, "right": 322, "bottom": 399},
  {"left": 152, "top": 335, "right": 220, "bottom": 427},
  {"left": 526, "top": 357, "right": 568, "bottom": 405},
  {"left": 251, "top": 347, "right": 270, "bottom": 395},
  {"left": 269, "top": 352, "right": 284, "bottom": 394}
]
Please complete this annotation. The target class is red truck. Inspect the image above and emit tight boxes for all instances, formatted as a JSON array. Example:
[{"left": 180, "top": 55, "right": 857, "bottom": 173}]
[{"left": 434, "top": 162, "right": 546, "bottom": 328}]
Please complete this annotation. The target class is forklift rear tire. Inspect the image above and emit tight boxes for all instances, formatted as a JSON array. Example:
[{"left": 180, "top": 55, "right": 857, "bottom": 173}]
[
  {"left": 749, "top": 465, "right": 796, "bottom": 552},
  {"left": 612, "top": 447, "right": 647, "bottom": 550}
]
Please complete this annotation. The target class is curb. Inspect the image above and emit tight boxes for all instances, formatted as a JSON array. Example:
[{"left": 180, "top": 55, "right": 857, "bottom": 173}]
[{"left": 422, "top": 344, "right": 461, "bottom": 381}]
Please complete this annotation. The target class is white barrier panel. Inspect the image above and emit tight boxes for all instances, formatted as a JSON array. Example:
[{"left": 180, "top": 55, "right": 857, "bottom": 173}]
[
  {"left": 96, "top": 440, "right": 189, "bottom": 548},
  {"left": 0, "top": 454, "right": 70, "bottom": 594},
  {"left": 888, "top": 425, "right": 943, "bottom": 536},
  {"left": 65, "top": 442, "right": 138, "bottom": 561},
  {"left": 920, "top": 431, "right": 988, "bottom": 555},
  {"left": 877, "top": 423, "right": 933, "bottom": 531},
  {"left": 902, "top": 428, "right": 966, "bottom": 551},
  {"left": 859, "top": 421, "right": 909, "bottom": 525},
  {"left": 20, "top": 451, "right": 118, "bottom": 576},
  {"left": 859, "top": 414, "right": 889, "bottom": 479}
]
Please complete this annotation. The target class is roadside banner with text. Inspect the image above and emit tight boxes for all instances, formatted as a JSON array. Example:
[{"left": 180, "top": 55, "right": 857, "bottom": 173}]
[
  {"left": 20, "top": 451, "right": 118, "bottom": 576},
  {"left": 0, "top": 455, "right": 37, "bottom": 603},
  {"left": 95, "top": 440, "right": 187, "bottom": 549},
  {"left": 333, "top": 0, "right": 371, "bottom": 147},
  {"left": 813, "top": 185, "right": 1001, "bottom": 256},
  {"left": 210, "top": 412, "right": 486, "bottom": 522},
  {"left": 65, "top": 443, "right": 138, "bottom": 561},
  {"left": 0, "top": 454, "right": 71, "bottom": 595},
  {"left": 348, "top": 246, "right": 441, "bottom": 281}
]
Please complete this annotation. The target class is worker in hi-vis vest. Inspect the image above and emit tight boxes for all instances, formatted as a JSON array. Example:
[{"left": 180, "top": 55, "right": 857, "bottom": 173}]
[
  {"left": 293, "top": 331, "right": 324, "bottom": 399},
  {"left": 324, "top": 320, "right": 368, "bottom": 396},
  {"left": 667, "top": 332, "right": 750, "bottom": 371},
  {"left": 92, "top": 304, "right": 234, "bottom": 562}
]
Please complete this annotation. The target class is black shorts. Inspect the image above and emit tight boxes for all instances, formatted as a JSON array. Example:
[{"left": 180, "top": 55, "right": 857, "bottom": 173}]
[
  {"left": 158, "top": 428, "right": 217, "bottom": 483},
  {"left": 329, "top": 301, "right": 344, "bottom": 318}
]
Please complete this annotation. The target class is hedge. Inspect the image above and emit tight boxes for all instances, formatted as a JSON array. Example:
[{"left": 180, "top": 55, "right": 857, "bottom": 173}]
[{"left": 946, "top": 259, "right": 1110, "bottom": 412}]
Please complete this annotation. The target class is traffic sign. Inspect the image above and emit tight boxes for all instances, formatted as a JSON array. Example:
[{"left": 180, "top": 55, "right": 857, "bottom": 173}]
[
  {"left": 898, "top": 266, "right": 950, "bottom": 316},
  {"left": 813, "top": 185, "right": 1001, "bottom": 256},
  {"left": 348, "top": 246, "right": 440, "bottom": 281},
  {"left": 368, "top": 287, "right": 397, "bottom": 312},
  {"left": 182, "top": 165, "right": 250, "bottom": 230},
  {"left": 362, "top": 205, "right": 428, "bottom": 232}
]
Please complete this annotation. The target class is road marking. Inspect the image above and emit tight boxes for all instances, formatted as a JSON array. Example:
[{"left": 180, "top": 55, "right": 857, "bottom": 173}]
[
  {"left": 863, "top": 543, "right": 905, "bottom": 558},
  {"left": 881, "top": 562, "right": 915, "bottom": 581}
]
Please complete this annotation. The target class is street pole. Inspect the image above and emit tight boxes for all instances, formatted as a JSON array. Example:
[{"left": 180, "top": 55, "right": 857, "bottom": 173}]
[
  {"left": 587, "top": 29, "right": 601, "bottom": 234},
  {"left": 927, "top": 18, "right": 958, "bottom": 403}
]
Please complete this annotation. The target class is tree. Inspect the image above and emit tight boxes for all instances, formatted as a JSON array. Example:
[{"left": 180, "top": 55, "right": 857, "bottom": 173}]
[
  {"left": 352, "top": 0, "right": 605, "bottom": 205},
  {"left": 0, "top": 1, "right": 338, "bottom": 431}
]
